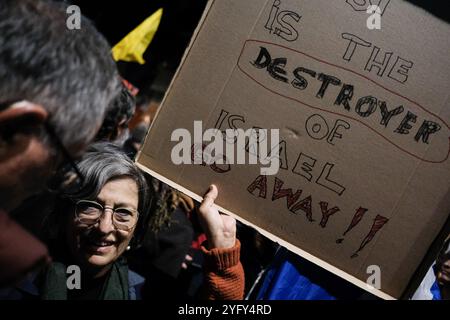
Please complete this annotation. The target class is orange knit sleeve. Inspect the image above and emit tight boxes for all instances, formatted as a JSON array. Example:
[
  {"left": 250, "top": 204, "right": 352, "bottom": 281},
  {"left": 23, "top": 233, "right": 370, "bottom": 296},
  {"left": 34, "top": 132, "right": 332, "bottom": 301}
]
[{"left": 200, "top": 239, "right": 245, "bottom": 300}]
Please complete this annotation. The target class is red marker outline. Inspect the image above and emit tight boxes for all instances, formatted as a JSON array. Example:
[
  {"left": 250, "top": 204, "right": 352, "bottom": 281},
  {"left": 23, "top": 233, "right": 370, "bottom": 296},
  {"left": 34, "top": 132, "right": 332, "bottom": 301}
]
[{"left": 237, "top": 40, "right": 450, "bottom": 164}]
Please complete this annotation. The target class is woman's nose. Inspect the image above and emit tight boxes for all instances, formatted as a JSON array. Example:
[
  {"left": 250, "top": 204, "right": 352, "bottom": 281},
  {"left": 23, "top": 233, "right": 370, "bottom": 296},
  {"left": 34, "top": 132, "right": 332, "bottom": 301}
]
[{"left": 97, "top": 210, "right": 115, "bottom": 233}]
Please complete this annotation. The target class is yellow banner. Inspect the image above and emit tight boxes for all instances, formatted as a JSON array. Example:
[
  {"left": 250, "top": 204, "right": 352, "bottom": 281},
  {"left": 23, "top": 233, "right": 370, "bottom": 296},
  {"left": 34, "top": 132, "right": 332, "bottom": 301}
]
[{"left": 112, "top": 8, "right": 163, "bottom": 64}]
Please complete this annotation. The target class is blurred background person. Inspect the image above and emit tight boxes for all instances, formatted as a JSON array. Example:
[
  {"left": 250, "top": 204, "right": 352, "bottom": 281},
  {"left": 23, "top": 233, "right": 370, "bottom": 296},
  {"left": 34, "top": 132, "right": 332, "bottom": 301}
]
[
  {"left": 435, "top": 238, "right": 450, "bottom": 300},
  {"left": 413, "top": 236, "right": 450, "bottom": 300},
  {"left": 95, "top": 83, "right": 136, "bottom": 145}
]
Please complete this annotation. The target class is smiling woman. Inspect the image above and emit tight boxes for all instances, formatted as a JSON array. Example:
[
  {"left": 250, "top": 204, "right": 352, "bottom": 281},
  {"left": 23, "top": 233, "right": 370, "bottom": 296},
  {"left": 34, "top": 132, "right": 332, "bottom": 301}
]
[
  {"left": 0, "top": 142, "right": 244, "bottom": 300},
  {"left": 42, "top": 142, "right": 151, "bottom": 300},
  {"left": 68, "top": 179, "right": 140, "bottom": 277}
]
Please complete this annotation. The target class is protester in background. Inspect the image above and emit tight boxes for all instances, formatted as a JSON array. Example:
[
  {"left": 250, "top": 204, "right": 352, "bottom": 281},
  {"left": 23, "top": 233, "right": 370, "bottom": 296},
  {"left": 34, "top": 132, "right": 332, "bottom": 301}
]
[
  {"left": 127, "top": 183, "right": 196, "bottom": 300},
  {"left": 435, "top": 238, "right": 450, "bottom": 299},
  {"left": 95, "top": 84, "right": 136, "bottom": 145},
  {"left": 123, "top": 123, "right": 149, "bottom": 159},
  {"left": 0, "top": 0, "right": 120, "bottom": 285},
  {"left": 128, "top": 94, "right": 153, "bottom": 130},
  {"left": 413, "top": 237, "right": 450, "bottom": 300}
]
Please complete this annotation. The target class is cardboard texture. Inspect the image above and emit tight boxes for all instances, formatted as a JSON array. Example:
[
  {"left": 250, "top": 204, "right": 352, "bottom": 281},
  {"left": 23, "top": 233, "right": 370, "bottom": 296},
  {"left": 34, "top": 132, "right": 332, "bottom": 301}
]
[{"left": 137, "top": 0, "right": 450, "bottom": 299}]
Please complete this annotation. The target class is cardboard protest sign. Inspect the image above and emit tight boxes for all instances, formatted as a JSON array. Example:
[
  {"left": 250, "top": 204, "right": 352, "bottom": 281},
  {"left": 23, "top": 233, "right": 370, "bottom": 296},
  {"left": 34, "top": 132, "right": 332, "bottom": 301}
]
[{"left": 137, "top": 0, "right": 450, "bottom": 299}]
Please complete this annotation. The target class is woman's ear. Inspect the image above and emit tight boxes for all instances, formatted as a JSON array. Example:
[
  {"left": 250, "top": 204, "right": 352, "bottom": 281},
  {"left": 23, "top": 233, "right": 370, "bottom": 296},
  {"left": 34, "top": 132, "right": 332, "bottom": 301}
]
[{"left": 0, "top": 101, "right": 48, "bottom": 127}]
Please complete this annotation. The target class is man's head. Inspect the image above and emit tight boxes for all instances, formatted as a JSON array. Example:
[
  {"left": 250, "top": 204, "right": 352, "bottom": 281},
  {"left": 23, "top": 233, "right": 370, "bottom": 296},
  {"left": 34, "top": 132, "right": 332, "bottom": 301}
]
[{"left": 0, "top": 0, "right": 121, "bottom": 210}]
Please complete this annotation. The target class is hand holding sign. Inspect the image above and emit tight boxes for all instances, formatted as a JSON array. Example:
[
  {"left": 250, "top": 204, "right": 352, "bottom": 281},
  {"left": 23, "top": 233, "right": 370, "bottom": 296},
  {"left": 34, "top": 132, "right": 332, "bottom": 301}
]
[{"left": 198, "top": 185, "right": 236, "bottom": 249}]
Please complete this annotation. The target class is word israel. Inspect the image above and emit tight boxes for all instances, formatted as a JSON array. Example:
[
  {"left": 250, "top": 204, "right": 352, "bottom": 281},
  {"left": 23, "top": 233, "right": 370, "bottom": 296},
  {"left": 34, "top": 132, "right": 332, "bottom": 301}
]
[{"left": 171, "top": 121, "right": 280, "bottom": 175}]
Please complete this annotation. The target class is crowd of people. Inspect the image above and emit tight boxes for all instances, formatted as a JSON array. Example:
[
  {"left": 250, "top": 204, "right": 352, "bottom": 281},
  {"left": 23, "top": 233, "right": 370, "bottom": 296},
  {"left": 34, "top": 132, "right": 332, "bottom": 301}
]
[{"left": 0, "top": 0, "right": 448, "bottom": 301}]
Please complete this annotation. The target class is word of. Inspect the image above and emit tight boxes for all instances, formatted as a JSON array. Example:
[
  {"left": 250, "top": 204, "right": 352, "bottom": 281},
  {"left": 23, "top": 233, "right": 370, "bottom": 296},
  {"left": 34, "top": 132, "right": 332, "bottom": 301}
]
[{"left": 305, "top": 114, "right": 351, "bottom": 146}]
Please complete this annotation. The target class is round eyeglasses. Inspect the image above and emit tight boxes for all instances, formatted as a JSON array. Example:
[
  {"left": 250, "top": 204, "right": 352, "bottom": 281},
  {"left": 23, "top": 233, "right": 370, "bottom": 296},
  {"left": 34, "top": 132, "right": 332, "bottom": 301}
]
[{"left": 74, "top": 200, "right": 139, "bottom": 232}]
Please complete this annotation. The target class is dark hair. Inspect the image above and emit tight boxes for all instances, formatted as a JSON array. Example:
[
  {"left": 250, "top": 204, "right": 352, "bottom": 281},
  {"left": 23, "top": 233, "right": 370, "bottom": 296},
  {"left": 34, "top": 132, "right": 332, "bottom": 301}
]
[
  {"left": 0, "top": 0, "right": 120, "bottom": 151},
  {"left": 135, "top": 93, "right": 152, "bottom": 111},
  {"left": 95, "top": 84, "right": 136, "bottom": 141},
  {"left": 57, "top": 142, "right": 151, "bottom": 248}
]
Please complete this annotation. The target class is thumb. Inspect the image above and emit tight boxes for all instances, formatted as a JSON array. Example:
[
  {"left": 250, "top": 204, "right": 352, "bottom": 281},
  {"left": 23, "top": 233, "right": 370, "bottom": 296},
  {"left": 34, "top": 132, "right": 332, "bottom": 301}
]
[{"left": 201, "top": 184, "right": 218, "bottom": 208}]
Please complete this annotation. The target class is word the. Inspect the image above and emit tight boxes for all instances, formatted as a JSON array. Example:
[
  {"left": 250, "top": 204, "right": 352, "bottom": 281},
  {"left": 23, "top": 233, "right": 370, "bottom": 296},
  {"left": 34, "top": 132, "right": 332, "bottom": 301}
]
[{"left": 342, "top": 33, "right": 414, "bottom": 84}]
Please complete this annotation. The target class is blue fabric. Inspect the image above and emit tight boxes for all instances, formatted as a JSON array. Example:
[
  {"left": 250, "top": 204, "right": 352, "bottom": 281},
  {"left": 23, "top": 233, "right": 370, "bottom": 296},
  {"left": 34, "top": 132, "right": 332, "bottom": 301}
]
[
  {"left": 128, "top": 270, "right": 145, "bottom": 300},
  {"left": 429, "top": 265, "right": 442, "bottom": 300},
  {"left": 430, "top": 280, "right": 442, "bottom": 300},
  {"left": 256, "top": 248, "right": 364, "bottom": 300}
]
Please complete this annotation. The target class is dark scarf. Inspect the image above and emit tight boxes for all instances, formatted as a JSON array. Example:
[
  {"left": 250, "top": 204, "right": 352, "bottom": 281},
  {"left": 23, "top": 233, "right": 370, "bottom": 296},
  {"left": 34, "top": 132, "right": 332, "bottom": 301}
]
[{"left": 40, "top": 259, "right": 129, "bottom": 300}]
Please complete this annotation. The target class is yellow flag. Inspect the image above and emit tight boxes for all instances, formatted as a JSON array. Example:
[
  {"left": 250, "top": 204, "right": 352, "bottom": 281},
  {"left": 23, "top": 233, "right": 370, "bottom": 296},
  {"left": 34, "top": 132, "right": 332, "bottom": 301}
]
[{"left": 112, "top": 8, "right": 163, "bottom": 64}]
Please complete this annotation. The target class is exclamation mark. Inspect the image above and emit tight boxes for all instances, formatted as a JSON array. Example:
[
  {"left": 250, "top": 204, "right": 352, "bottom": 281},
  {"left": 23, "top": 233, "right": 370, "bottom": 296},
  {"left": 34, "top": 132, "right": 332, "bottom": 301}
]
[
  {"left": 336, "top": 207, "right": 368, "bottom": 243},
  {"left": 351, "top": 215, "right": 389, "bottom": 258}
]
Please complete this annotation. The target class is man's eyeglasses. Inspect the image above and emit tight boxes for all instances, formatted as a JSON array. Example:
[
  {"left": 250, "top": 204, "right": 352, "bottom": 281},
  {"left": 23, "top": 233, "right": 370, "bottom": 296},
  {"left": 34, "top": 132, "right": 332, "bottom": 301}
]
[
  {"left": 74, "top": 200, "right": 139, "bottom": 232},
  {"left": 0, "top": 100, "right": 84, "bottom": 192},
  {"left": 43, "top": 121, "right": 85, "bottom": 193}
]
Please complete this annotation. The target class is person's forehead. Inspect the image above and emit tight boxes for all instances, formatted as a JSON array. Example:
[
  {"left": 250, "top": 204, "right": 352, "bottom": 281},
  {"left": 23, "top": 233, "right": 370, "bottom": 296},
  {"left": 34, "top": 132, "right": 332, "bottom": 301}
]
[{"left": 97, "top": 178, "right": 138, "bottom": 206}]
